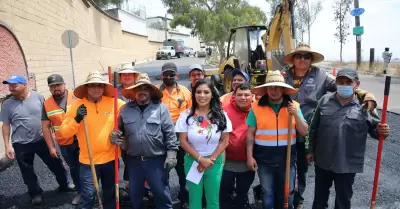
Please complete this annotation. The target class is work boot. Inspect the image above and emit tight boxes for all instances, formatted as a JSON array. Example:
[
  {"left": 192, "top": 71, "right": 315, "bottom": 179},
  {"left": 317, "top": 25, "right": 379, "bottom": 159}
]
[
  {"left": 180, "top": 202, "right": 189, "bottom": 209},
  {"left": 71, "top": 193, "right": 81, "bottom": 205},
  {"left": 31, "top": 195, "right": 43, "bottom": 205},
  {"left": 294, "top": 204, "right": 304, "bottom": 209}
]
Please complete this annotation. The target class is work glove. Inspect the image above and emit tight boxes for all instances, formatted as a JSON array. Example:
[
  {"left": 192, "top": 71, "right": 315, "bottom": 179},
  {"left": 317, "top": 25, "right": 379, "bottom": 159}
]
[
  {"left": 74, "top": 104, "right": 87, "bottom": 123},
  {"left": 164, "top": 151, "right": 177, "bottom": 171},
  {"left": 110, "top": 131, "right": 124, "bottom": 146}
]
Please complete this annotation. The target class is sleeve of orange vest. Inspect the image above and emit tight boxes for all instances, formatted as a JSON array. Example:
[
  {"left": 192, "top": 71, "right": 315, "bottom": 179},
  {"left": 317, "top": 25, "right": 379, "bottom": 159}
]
[
  {"left": 367, "top": 109, "right": 380, "bottom": 140},
  {"left": 308, "top": 102, "right": 321, "bottom": 154},
  {"left": 186, "top": 91, "right": 192, "bottom": 109},
  {"left": 59, "top": 102, "right": 81, "bottom": 139},
  {"left": 354, "top": 89, "right": 377, "bottom": 109},
  {"left": 161, "top": 104, "right": 178, "bottom": 151}
]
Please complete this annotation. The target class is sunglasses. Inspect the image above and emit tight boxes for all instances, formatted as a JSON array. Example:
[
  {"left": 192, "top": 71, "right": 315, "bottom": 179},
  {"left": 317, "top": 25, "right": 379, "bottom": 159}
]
[
  {"left": 162, "top": 73, "right": 177, "bottom": 78},
  {"left": 294, "top": 54, "right": 312, "bottom": 60}
]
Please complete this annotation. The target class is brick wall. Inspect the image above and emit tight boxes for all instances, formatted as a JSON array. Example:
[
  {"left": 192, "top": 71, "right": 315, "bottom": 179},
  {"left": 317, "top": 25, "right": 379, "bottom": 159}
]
[{"left": 0, "top": 0, "right": 162, "bottom": 97}]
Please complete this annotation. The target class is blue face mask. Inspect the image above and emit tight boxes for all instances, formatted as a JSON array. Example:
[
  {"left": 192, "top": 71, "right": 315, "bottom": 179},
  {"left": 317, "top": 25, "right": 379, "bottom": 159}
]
[{"left": 337, "top": 85, "right": 354, "bottom": 98}]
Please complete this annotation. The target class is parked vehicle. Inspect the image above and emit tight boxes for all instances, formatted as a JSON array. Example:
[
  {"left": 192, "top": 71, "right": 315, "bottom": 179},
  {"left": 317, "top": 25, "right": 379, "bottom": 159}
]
[
  {"left": 184, "top": 47, "right": 196, "bottom": 57},
  {"left": 156, "top": 39, "right": 184, "bottom": 60},
  {"left": 156, "top": 46, "right": 177, "bottom": 60}
]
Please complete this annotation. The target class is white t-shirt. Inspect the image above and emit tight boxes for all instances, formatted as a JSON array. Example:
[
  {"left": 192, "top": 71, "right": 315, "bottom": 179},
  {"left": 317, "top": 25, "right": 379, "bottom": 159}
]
[{"left": 175, "top": 110, "right": 233, "bottom": 156}]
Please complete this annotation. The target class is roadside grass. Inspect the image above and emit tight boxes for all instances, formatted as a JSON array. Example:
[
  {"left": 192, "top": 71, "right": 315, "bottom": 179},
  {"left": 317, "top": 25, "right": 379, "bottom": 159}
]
[{"left": 327, "top": 60, "right": 400, "bottom": 75}]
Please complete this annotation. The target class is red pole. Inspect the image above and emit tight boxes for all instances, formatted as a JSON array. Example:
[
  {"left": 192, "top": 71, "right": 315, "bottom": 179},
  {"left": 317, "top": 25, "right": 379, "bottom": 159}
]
[
  {"left": 113, "top": 71, "right": 120, "bottom": 209},
  {"left": 108, "top": 66, "right": 112, "bottom": 83},
  {"left": 370, "top": 76, "right": 391, "bottom": 209}
]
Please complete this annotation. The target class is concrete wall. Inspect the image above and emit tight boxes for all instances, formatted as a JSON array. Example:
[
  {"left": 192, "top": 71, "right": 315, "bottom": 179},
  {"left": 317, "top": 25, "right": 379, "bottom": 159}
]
[
  {"left": 0, "top": 0, "right": 161, "bottom": 97},
  {"left": 119, "top": 9, "right": 147, "bottom": 36}
]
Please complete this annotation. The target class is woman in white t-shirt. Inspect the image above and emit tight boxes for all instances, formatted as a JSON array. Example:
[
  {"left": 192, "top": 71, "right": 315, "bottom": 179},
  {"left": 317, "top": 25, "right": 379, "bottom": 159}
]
[{"left": 175, "top": 79, "right": 232, "bottom": 209}]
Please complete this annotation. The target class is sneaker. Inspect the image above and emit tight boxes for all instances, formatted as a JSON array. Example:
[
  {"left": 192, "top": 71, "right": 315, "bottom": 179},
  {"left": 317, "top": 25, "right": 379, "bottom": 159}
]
[
  {"left": 58, "top": 183, "right": 76, "bottom": 192},
  {"left": 71, "top": 194, "right": 81, "bottom": 205},
  {"left": 294, "top": 204, "right": 304, "bottom": 209},
  {"left": 31, "top": 195, "right": 43, "bottom": 205}
]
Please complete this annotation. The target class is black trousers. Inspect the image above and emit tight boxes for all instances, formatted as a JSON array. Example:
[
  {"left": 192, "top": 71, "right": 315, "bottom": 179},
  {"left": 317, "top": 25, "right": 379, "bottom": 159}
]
[
  {"left": 13, "top": 140, "right": 69, "bottom": 198},
  {"left": 312, "top": 166, "right": 356, "bottom": 209}
]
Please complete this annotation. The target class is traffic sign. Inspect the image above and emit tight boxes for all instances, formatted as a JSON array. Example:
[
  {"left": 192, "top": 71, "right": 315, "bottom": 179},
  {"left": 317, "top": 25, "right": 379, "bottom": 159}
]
[
  {"left": 353, "top": 26, "right": 364, "bottom": 35},
  {"left": 351, "top": 8, "right": 365, "bottom": 16}
]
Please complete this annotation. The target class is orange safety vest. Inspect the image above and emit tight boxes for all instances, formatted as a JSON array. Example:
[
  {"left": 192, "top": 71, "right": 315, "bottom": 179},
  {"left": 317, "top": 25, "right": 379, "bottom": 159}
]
[
  {"left": 44, "top": 91, "right": 79, "bottom": 146},
  {"left": 251, "top": 101, "right": 299, "bottom": 147}
]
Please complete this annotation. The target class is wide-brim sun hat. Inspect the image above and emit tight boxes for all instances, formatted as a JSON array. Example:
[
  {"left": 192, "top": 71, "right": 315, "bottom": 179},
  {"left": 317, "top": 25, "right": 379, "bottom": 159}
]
[
  {"left": 121, "top": 73, "right": 163, "bottom": 100},
  {"left": 252, "top": 70, "right": 297, "bottom": 96},
  {"left": 283, "top": 42, "right": 324, "bottom": 64},
  {"left": 73, "top": 71, "right": 114, "bottom": 99},
  {"left": 118, "top": 63, "right": 140, "bottom": 74}
]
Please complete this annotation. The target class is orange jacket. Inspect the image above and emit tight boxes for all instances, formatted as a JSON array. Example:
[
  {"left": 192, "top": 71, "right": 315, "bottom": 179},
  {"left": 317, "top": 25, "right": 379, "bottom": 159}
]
[
  {"left": 44, "top": 91, "right": 79, "bottom": 145},
  {"left": 157, "top": 83, "right": 192, "bottom": 122},
  {"left": 220, "top": 92, "right": 232, "bottom": 106},
  {"left": 60, "top": 96, "right": 125, "bottom": 165}
]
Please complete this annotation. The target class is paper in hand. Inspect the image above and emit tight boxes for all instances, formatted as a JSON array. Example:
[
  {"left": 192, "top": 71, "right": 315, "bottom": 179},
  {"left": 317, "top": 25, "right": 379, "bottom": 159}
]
[{"left": 186, "top": 161, "right": 204, "bottom": 185}]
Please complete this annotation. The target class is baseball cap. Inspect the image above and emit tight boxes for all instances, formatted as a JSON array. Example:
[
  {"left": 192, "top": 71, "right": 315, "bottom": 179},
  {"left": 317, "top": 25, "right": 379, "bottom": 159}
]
[
  {"left": 47, "top": 74, "right": 65, "bottom": 86},
  {"left": 231, "top": 68, "right": 249, "bottom": 82},
  {"left": 2, "top": 74, "right": 27, "bottom": 84},
  {"left": 161, "top": 62, "right": 178, "bottom": 73},
  {"left": 336, "top": 68, "right": 359, "bottom": 81},
  {"left": 188, "top": 64, "right": 204, "bottom": 74}
]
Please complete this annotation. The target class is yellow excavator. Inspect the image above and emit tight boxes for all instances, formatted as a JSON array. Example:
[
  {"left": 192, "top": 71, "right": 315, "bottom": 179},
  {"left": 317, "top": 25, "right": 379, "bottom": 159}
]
[{"left": 209, "top": 0, "right": 296, "bottom": 94}]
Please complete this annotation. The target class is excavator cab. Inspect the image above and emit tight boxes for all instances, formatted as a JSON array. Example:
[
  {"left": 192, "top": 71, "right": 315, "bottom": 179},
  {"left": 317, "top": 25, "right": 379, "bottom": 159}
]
[{"left": 211, "top": 25, "right": 268, "bottom": 95}]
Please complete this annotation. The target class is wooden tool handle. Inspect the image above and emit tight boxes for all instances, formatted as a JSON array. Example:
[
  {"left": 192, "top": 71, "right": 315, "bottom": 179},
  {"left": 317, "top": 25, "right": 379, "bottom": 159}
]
[
  {"left": 284, "top": 114, "right": 293, "bottom": 209},
  {"left": 83, "top": 117, "right": 104, "bottom": 209}
]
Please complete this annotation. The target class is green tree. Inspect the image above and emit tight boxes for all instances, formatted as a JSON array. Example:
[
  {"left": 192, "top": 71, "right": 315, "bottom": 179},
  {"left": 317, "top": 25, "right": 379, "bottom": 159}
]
[
  {"left": 333, "top": 0, "right": 352, "bottom": 62},
  {"left": 161, "top": 0, "right": 267, "bottom": 63}
]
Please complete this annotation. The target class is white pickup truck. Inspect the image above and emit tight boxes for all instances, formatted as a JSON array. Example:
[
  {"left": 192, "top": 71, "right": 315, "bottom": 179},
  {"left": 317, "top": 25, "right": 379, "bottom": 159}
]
[{"left": 156, "top": 46, "right": 178, "bottom": 60}]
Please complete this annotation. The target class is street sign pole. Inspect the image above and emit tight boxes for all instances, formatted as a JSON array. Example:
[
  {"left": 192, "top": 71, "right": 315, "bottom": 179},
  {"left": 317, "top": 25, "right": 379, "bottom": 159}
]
[
  {"left": 68, "top": 30, "right": 76, "bottom": 88},
  {"left": 354, "top": 0, "right": 361, "bottom": 70}
]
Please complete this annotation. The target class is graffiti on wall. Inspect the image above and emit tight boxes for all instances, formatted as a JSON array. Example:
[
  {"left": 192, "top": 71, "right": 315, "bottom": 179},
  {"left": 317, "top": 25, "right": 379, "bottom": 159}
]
[{"left": 0, "top": 21, "right": 36, "bottom": 98}]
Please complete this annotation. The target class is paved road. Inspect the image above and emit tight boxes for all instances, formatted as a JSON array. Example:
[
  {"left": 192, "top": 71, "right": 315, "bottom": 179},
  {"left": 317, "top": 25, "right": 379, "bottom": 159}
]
[
  {"left": 135, "top": 57, "right": 214, "bottom": 80},
  {"left": 1, "top": 58, "right": 400, "bottom": 208}
]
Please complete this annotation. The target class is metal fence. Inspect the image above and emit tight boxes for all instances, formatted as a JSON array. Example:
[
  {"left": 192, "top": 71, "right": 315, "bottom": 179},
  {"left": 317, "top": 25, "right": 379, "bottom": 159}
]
[{"left": 101, "top": 0, "right": 146, "bottom": 19}]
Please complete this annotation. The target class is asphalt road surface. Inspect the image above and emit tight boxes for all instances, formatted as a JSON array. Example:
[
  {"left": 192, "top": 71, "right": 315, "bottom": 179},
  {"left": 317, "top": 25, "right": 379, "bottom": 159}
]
[{"left": 1, "top": 57, "right": 400, "bottom": 209}]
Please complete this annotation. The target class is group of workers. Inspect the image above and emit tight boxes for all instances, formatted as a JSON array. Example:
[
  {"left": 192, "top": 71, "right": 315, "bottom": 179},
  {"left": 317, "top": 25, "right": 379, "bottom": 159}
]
[{"left": 0, "top": 42, "right": 391, "bottom": 209}]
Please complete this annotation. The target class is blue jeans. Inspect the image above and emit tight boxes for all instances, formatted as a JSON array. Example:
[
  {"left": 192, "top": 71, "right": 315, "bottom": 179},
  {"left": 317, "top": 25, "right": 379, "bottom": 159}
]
[
  {"left": 127, "top": 155, "right": 172, "bottom": 209},
  {"left": 59, "top": 140, "right": 81, "bottom": 192},
  {"left": 79, "top": 160, "right": 116, "bottom": 209},
  {"left": 257, "top": 165, "right": 296, "bottom": 209},
  {"left": 13, "top": 139, "right": 69, "bottom": 198}
]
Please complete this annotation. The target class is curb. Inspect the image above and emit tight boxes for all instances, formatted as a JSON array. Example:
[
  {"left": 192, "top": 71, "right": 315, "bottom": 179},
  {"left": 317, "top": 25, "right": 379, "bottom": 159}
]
[
  {"left": 0, "top": 153, "right": 14, "bottom": 172},
  {"left": 135, "top": 58, "right": 155, "bottom": 65},
  {"left": 317, "top": 64, "right": 400, "bottom": 78}
]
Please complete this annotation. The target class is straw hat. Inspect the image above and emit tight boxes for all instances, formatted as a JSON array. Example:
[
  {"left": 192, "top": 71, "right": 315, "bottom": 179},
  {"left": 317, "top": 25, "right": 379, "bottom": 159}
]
[
  {"left": 252, "top": 70, "right": 297, "bottom": 96},
  {"left": 121, "top": 73, "right": 163, "bottom": 100},
  {"left": 73, "top": 71, "right": 114, "bottom": 99},
  {"left": 283, "top": 42, "right": 324, "bottom": 64},
  {"left": 118, "top": 63, "right": 140, "bottom": 74}
]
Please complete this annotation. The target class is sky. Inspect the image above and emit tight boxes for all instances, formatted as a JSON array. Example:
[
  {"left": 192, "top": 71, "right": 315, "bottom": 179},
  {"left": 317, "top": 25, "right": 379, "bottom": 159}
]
[{"left": 130, "top": 0, "right": 400, "bottom": 62}]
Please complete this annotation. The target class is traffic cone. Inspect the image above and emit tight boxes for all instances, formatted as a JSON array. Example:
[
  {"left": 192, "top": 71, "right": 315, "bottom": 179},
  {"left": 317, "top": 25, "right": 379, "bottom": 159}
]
[{"left": 332, "top": 67, "right": 337, "bottom": 77}]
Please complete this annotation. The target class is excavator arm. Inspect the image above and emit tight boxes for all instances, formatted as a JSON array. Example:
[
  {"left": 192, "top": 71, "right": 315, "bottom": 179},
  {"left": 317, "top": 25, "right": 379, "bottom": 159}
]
[{"left": 263, "top": 0, "right": 296, "bottom": 71}]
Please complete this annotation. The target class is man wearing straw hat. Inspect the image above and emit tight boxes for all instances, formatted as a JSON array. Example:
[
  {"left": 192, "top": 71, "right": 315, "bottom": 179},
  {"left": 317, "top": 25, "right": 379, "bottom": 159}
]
[
  {"left": 116, "top": 63, "right": 140, "bottom": 197},
  {"left": 60, "top": 71, "right": 125, "bottom": 209},
  {"left": 117, "top": 63, "right": 140, "bottom": 102},
  {"left": 246, "top": 70, "right": 308, "bottom": 209},
  {"left": 111, "top": 73, "right": 178, "bottom": 209},
  {"left": 281, "top": 42, "right": 377, "bottom": 209}
]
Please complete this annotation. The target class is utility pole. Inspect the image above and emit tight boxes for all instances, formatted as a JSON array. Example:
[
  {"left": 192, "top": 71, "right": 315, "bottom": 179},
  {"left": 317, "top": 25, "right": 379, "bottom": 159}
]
[
  {"left": 164, "top": 13, "right": 168, "bottom": 40},
  {"left": 354, "top": 0, "right": 361, "bottom": 69}
]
